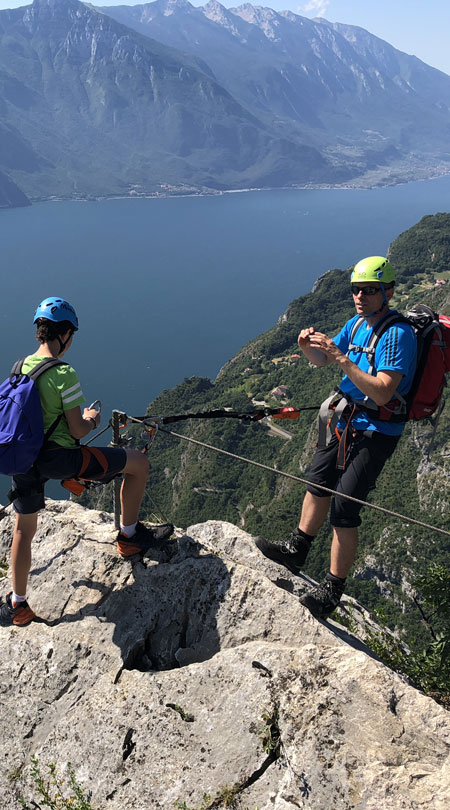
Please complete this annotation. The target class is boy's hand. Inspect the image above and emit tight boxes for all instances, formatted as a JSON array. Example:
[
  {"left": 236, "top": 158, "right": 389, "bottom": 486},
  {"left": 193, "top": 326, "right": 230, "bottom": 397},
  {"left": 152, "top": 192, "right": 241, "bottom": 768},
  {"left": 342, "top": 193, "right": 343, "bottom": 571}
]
[{"left": 83, "top": 407, "right": 100, "bottom": 427}]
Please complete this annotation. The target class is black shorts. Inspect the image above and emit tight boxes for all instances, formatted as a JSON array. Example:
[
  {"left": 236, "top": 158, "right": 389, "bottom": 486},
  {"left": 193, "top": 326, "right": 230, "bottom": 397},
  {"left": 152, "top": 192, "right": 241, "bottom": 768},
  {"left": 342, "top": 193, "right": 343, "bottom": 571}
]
[
  {"left": 306, "top": 431, "right": 400, "bottom": 528},
  {"left": 11, "top": 444, "right": 128, "bottom": 515}
]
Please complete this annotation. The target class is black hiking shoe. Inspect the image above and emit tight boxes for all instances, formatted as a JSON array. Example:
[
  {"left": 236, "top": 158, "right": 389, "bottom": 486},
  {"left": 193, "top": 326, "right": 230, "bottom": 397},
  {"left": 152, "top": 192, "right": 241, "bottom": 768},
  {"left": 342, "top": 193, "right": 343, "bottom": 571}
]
[
  {"left": 299, "top": 574, "right": 346, "bottom": 620},
  {"left": 117, "top": 520, "right": 174, "bottom": 558},
  {"left": 0, "top": 592, "right": 35, "bottom": 627},
  {"left": 254, "top": 528, "right": 312, "bottom": 574}
]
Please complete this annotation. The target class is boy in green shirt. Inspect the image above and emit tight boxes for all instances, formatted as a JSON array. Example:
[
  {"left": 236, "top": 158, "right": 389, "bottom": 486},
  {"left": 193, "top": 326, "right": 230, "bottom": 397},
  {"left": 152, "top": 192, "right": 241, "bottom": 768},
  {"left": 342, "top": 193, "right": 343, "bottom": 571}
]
[{"left": 0, "top": 297, "right": 173, "bottom": 626}]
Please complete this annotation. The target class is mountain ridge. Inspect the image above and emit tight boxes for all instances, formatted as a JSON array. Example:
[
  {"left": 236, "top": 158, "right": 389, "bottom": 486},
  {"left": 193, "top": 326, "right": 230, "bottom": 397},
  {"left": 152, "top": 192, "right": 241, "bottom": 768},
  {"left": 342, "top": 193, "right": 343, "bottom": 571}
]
[
  {"left": 1, "top": 0, "right": 450, "bottom": 205},
  {"left": 0, "top": 0, "right": 339, "bottom": 204},
  {"left": 102, "top": 0, "right": 450, "bottom": 169}
]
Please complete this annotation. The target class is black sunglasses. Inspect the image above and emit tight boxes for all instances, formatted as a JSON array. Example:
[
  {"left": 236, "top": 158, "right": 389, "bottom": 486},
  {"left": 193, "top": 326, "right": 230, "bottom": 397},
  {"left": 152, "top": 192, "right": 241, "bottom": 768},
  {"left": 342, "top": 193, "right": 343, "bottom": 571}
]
[{"left": 351, "top": 284, "right": 381, "bottom": 296}]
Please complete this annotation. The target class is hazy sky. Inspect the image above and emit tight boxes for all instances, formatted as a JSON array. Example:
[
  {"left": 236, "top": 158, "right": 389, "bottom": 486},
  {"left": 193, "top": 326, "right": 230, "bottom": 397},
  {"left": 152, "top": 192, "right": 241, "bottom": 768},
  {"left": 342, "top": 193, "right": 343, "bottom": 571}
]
[{"left": 1, "top": 0, "right": 449, "bottom": 76}]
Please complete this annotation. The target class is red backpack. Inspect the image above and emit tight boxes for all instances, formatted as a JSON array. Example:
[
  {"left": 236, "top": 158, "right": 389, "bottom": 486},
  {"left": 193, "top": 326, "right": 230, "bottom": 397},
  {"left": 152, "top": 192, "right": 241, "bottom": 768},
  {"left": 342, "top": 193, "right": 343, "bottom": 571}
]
[{"left": 406, "top": 306, "right": 450, "bottom": 420}]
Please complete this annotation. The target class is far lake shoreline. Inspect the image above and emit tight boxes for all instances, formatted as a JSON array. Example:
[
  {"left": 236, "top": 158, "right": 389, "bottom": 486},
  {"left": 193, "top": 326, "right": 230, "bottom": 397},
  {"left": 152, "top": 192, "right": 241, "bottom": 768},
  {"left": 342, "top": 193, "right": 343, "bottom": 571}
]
[{"left": 4, "top": 165, "right": 450, "bottom": 211}]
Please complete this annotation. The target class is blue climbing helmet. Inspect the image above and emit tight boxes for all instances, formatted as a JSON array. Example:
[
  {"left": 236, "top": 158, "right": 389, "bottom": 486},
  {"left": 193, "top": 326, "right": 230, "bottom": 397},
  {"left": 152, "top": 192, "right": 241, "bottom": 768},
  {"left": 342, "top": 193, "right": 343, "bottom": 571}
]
[{"left": 33, "top": 297, "right": 78, "bottom": 331}]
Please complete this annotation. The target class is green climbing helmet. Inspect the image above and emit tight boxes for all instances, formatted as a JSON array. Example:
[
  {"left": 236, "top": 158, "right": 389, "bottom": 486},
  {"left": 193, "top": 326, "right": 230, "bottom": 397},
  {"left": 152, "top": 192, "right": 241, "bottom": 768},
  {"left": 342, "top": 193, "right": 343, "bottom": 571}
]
[{"left": 351, "top": 256, "right": 396, "bottom": 285}]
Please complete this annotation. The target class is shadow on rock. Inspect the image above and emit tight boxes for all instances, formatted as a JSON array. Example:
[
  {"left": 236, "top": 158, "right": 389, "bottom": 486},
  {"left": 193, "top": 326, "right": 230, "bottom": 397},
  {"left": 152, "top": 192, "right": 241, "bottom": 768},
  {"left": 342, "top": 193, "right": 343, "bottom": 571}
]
[{"left": 47, "top": 534, "right": 231, "bottom": 673}]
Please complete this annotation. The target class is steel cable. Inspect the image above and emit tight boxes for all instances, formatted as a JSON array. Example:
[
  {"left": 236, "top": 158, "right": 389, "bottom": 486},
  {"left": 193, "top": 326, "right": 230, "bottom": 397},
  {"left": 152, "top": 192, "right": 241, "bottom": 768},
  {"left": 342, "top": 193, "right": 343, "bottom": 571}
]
[{"left": 157, "top": 425, "right": 450, "bottom": 539}]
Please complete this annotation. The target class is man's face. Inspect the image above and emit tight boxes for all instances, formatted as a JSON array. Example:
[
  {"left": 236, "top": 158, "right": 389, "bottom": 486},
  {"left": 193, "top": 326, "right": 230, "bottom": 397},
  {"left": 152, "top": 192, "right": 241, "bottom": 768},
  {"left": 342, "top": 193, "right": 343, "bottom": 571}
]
[{"left": 351, "top": 283, "right": 384, "bottom": 315}]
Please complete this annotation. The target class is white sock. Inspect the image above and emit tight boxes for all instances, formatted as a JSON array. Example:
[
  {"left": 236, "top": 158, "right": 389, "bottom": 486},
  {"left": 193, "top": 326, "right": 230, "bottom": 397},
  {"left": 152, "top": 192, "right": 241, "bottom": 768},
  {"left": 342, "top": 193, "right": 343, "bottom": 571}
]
[
  {"left": 120, "top": 521, "right": 137, "bottom": 538},
  {"left": 12, "top": 592, "right": 26, "bottom": 606}
]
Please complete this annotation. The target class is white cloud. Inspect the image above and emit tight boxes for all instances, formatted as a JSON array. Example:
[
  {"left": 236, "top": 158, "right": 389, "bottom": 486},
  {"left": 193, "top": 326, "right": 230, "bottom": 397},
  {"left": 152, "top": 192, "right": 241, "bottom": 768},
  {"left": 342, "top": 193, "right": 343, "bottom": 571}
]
[{"left": 298, "top": 0, "right": 331, "bottom": 18}]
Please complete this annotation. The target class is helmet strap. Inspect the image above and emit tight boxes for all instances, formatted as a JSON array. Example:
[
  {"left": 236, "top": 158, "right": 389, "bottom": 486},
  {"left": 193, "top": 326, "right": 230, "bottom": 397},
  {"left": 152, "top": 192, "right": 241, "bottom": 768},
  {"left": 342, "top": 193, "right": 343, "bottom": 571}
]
[{"left": 57, "top": 330, "right": 73, "bottom": 355}]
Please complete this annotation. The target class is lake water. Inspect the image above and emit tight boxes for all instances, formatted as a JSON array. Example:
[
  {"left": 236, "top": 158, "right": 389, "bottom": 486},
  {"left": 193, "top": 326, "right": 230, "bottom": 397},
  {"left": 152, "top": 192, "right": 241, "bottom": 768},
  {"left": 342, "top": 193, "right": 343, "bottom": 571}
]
[{"left": 1, "top": 175, "right": 450, "bottom": 425}]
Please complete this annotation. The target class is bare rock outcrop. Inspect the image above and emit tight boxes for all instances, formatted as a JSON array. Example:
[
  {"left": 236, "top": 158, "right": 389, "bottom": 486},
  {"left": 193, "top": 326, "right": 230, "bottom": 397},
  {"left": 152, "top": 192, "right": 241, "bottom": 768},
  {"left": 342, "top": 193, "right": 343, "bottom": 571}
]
[{"left": 0, "top": 501, "right": 449, "bottom": 809}]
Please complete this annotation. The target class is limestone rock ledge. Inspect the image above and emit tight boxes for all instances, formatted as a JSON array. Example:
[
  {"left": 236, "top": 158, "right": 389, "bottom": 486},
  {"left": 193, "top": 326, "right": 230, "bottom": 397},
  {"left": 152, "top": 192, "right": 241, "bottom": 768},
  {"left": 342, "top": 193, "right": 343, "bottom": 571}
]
[{"left": 0, "top": 500, "right": 449, "bottom": 809}]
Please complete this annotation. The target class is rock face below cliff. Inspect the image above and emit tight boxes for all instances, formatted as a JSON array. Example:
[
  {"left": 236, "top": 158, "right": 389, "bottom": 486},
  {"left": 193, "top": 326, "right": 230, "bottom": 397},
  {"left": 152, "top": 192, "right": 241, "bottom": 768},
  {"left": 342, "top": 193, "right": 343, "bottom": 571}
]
[{"left": 0, "top": 501, "right": 449, "bottom": 809}]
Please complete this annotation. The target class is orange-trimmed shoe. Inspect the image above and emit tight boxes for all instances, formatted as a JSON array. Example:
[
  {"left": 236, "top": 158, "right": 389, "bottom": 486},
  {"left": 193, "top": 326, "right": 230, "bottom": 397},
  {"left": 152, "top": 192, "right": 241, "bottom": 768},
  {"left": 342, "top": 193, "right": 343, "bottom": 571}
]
[
  {"left": 0, "top": 593, "right": 35, "bottom": 627},
  {"left": 117, "top": 520, "right": 174, "bottom": 558}
]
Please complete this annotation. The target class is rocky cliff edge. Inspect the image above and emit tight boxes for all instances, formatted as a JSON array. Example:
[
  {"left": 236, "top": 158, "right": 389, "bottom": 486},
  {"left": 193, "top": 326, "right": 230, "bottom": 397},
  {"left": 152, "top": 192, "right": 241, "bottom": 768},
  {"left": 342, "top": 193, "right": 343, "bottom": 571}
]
[{"left": 0, "top": 501, "right": 449, "bottom": 809}]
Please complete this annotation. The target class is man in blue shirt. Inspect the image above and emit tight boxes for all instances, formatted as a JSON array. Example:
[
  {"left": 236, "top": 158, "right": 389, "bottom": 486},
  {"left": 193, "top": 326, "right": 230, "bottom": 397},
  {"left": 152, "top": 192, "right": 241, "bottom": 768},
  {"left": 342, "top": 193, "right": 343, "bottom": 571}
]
[{"left": 256, "top": 257, "right": 417, "bottom": 619}]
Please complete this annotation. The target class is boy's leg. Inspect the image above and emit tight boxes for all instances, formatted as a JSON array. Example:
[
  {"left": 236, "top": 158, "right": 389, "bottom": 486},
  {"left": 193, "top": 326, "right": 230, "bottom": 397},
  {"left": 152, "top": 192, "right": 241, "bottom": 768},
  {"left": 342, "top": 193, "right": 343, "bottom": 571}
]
[
  {"left": 0, "top": 511, "right": 38, "bottom": 626},
  {"left": 115, "top": 449, "right": 174, "bottom": 557},
  {"left": 119, "top": 449, "right": 150, "bottom": 526},
  {"left": 38, "top": 445, "right": 148, "bottom": 530},
  {"left": 11, "top": 512, "right": 38, "bottom": 597},
  {"left": 37, "top": 444, "right": 173, "bottom": 557}
]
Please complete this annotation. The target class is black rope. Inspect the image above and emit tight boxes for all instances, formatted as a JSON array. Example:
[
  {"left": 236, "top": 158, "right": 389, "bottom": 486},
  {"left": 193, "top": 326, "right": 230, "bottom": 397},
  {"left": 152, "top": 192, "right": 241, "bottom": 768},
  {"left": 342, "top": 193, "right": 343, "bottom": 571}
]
[{"left": 128, "top": 405, "right": 320, "bottom": 426}]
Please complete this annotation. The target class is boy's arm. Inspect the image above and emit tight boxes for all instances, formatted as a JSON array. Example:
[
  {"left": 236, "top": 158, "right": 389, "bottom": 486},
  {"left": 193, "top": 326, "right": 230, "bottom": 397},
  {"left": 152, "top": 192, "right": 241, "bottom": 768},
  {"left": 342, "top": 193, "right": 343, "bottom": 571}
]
[{"left": 65, "top": 405, "right": 101, "bottom": 440}]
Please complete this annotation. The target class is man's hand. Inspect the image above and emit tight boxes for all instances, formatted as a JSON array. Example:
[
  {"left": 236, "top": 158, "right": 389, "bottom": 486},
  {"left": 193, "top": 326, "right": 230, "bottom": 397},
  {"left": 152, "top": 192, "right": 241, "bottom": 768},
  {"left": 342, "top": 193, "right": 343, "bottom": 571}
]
[
  {"left": 297, "top": 327, "right": 335, "bottom": 367},
  {"left": 297, "top": 327, "right": 404, "bottom": 406},
  {"left": 298, "top": 327, "right": 316, "bottom": 349},
  {"left": 307, "top": 331, "right": 344, "bottom": 363}
]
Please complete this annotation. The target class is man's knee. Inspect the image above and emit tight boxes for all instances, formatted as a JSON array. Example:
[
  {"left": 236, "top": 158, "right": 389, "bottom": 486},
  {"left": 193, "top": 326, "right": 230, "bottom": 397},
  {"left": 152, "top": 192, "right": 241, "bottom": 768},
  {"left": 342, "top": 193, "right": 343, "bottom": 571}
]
[
  {"left": 330, "top": 501, "right": 362, "bottom": 529},
  {"left": 123, "top": 449, "right": 150, "bottom": 478},
  {"left": 302, "top": 490, "right": 330, "bottom": 517}
]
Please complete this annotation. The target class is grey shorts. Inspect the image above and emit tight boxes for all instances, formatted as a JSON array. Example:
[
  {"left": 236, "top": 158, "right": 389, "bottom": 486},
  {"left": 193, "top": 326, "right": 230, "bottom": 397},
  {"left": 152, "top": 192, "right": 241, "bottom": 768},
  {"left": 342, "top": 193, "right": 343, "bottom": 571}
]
[
  {"left": 306, "top": 431, "right": 400, "bottom": 528},
  {"left": 10, "top": 444, "right": 128, "bottom": 514}
]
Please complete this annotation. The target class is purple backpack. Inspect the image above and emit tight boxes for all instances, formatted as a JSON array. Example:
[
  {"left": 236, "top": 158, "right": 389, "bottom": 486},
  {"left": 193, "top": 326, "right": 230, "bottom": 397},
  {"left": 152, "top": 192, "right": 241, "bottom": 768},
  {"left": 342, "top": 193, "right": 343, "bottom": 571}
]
[{"left": 0, "top": 358, "right": 66, "bottom": 475}]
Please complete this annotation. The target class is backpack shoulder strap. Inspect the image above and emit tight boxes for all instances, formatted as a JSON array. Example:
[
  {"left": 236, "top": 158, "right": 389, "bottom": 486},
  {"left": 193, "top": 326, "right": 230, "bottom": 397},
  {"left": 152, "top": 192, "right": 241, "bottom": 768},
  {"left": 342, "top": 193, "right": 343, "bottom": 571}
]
[
  {"left": 31, "top": 359, "right": 69, "bottom": 444},
  {"left": 27, "top": 358, "right": 68, "bottom": 381},
  {"left": 10, "top": 357, "right": 68, "bottom": 381},
  {"left": 369, "top": 311, "right": 405, "bottom": 338},
  {"left": 349, "top": 316, "right": 365, "bottom": 345},
  {"left": 347, "top": 317, "right": 369, "bottom": 358},
  {"left": 10, "top": 358, "right": 25, "bottom": 378}
]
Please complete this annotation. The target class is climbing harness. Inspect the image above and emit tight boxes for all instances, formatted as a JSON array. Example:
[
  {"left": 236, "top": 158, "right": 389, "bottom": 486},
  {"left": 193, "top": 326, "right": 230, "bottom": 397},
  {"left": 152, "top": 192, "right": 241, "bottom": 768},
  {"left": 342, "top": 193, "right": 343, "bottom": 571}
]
[{"left": 61, "top": 446, "right": 110, "bottom": 497}]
